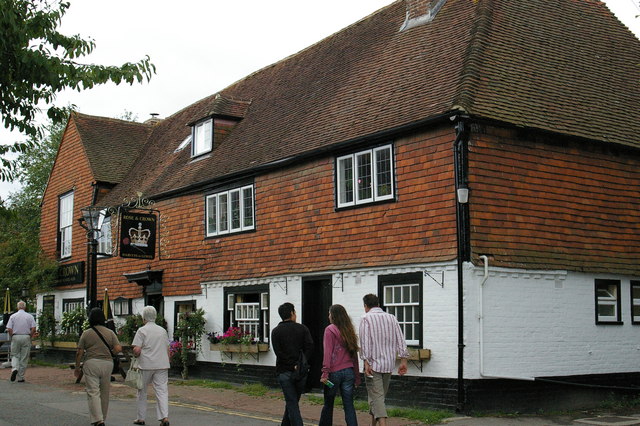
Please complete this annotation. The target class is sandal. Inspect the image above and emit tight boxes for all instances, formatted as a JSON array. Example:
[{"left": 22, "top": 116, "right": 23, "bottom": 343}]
[{"left": 160, "top": 420, "right": 170, "bottom": 426}]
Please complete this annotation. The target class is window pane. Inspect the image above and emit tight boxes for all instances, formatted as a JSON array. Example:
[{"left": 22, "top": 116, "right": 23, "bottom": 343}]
[
  {"left": 402, "top": 286, "right": 410, "bottom": 303},
  {"left": 356, "top": 152, "right": 372, "bottom": 201},
  {"left": 207, "top": 195, "right": 217, "bottom": 235},
  {"left": 385, "top": 286, "right": 392, "bottom": 304},
  {"left": 411, "top": 284, "right": 419, "bottom": 302},
  {"left": 193, "top": 119, "right": 212, "bottom": 156},
  {"left": 230, "top": 190, "right": 241, "bottom": 230},
  {"left": 394, "top": 286, "right": 401, "bottom": 303},
  {"left": 633, "top": 286, "right": 640, "bottom": 299},
  {"left": 405, "top": 324, "right": 413, "bottom": 340},
  {"left": 243, "top": 187, "right": 254, "bottom": 228},
  {"left": 218, "top": 193, "right": 229, "bottom": 232},
  {"left": 338, "top": 156, "right": 354, "bottom": 205},
  {"left": 598, "top": 304, "right": 615, "bottom": 317},
  {"left": 375, "top": 147, "right": 392, "bottom": 198}
]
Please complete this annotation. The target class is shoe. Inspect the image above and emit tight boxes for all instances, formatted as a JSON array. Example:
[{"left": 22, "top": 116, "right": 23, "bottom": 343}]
[
  {"left": 17, "top": 379, "right": 24, "bottom": 382},
  {"left": 10, "top": 370, "right": 17, "bottom": 382},
  {"left": 160, "top": 420, "right": 170, "bottom": 426},
  {"left": 133, "top": 421, "right": 145, "bottom": 425}
]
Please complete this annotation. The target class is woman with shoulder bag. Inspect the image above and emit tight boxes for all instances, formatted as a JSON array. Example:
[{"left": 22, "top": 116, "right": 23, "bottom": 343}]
[
  {"left": 74, "top": 308, "right": 123, "bottom": 426},
  {"left": 319, "top": 304, "right": 360, "bottom": 426}
]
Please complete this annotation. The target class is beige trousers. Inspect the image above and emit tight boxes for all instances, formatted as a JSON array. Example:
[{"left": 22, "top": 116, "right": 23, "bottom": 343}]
[
  {"left": 365, "top": 371, "right": 391, "bottom": 420},
  {"left": 83, "top": 358, "right": 113, "bottom": 424}
]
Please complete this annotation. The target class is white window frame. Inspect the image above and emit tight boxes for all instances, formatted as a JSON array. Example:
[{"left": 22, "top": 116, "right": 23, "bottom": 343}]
[
  {"left": 595, "top": 279, "right": 621, "bottom": 324},
  {"left": 206, "top": 185, "right": 255, "bottom": 237},
  {"left": 97, "top": 215, "right": 112, "bottom": 257},
  {"left": 225, "top": 289, "right": 269, "bottom": 342},
  {"left": 62, "top": 298, "right": 84, "bottom": 312},
  {"left": 383, "top": 283, "right": 420, "bottom": 346},
  {"left": 235, "top": 302, "right": 260, "bottom": 338},
  {"left": 113, "top": 298, "right": 131, "bottom": 316},
  {"left": 59, "top": 192, "right": 74, "bottom": 258},
  {"left": 336, "top": 144, "right": 394, "bottom": 208},
  {"left": 632, "top": 281, "right": 640, "bottom": 324},
  {"left": 192, "top": 118, "right": 212, "bottom": 157}
]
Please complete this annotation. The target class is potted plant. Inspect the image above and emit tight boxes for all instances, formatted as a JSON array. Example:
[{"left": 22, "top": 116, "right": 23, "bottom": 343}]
[{"left": 173, "top": 308, "right": 206, "bottom": 379}]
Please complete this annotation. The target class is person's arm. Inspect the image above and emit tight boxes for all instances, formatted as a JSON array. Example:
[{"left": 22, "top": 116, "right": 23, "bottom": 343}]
[
  {"left": 393, "top": 318, "right": 409, "bottom": 376},
  {"left": 6, "top": 327, "right": 13, "bottom": 338},
  {"left": 29, "top": 326, "right": 36, "bottom": 338},
  {"left": 302, "top": 325, "right": 314, "bottom": 364},
  {"left": 320, "top": 327, "right": 333, "bottom": 383},
  {"left": 359, "top": 317, "right": 373, "bottom": 376},
  {"left": 74, "top": 347, "right": 84, "bottom": 379}
]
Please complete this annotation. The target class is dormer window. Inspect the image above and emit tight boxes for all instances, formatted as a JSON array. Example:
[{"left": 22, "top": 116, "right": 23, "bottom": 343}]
[{"left": 192, "top": 118, "right": 212, "bottom": 157}]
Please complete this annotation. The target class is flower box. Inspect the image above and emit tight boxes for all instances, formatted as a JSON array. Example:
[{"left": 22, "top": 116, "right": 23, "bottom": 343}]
[
  {"left": 40, "top": 340, "right": 77, "bottom": 349},
  {"left": 406, "top": 348, "right": 431, "bottom": 361},
  {"left": 210, "top": 343, "right": 269, "bottom": 353}
]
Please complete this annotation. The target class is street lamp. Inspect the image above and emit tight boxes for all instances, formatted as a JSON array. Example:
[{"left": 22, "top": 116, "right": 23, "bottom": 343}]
[{"left": 78, "top": 206, "right": 106, "bottom": 312}]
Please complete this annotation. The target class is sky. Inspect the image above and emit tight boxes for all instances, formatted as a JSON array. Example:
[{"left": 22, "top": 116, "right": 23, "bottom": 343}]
[{"left": 1, "top": 0, "right": 639, "bottom": 201}]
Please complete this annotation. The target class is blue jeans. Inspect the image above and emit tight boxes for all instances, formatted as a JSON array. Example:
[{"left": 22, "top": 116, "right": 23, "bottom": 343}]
[
  {"left": 319, "top": 367, "right": 358, "bottom": 426},
  {"left": 277, "top": 370, "right": 306, "bottom": 426}
]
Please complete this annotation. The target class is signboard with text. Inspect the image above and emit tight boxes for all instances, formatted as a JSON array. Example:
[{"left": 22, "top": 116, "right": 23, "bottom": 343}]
[
  {"left": 120, "top": 212, "right": 157, "bottom": 259},
  {"left": 55, "top": 261, "right": 85, "bottom": 286}
]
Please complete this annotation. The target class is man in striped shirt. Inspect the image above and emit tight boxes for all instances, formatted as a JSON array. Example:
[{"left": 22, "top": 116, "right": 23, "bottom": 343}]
[{"left": 359, "top": 293, "right": 409, "bottom": 426}]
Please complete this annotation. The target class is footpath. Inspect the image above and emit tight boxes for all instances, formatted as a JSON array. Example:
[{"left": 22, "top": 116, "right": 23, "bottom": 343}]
[{"left": 2, "top": 365, "right": 640, "bottom": 425}]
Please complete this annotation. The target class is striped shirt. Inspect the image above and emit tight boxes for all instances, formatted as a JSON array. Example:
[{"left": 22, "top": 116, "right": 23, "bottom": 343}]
[{"left": 359, "top": 307, "right": 409, "bottom": 373}]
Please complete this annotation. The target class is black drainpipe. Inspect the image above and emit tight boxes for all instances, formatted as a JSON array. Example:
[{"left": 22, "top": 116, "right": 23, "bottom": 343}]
[{"left": 452, "top": 114, "right": 470, "bottom": 412}]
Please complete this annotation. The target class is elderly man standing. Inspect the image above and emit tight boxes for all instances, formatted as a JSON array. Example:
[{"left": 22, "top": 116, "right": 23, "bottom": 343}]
[
  {"left": 6, "top": 300, "right": 36, "bottom": 382},
  {"left": 359, "top": 294, "right": 410, "bottom": 426}
]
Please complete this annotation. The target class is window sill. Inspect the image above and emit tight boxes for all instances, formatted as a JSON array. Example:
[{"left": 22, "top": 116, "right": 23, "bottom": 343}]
[{"left": 596, "top": 320, "right": 624, "bottom": 325}]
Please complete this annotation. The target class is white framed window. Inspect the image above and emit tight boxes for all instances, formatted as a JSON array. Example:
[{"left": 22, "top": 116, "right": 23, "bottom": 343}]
[
  {"left": 336, "top": 144, "right": 394, "bottom": 208},
  {"left": 59, "top": 191, "right": 74, "bottom": 258},
  {"left": 97, "top": 216, "right": 112, "bottom": 256},
  {"left": 595, "top": 279, "right": 621, "bottom": 324},
  {"left": 224, "top": 288, "right": 269, "bottom": 342},
  {"left": 380, "top": 272, "right": 422, "bottom": 346},
  {"left": 236, "top": 302, "right": 260, "bottom": 338},
  {"left": 206, "top": 185, "right": 255, "bottom": 237},
  {"left": 631, "top": 281, "right": 640, "bottom": 324},
  {"left": 192, "top": 118, "right": 212, "bottom": 157},
  {"left": 62, "top": 297, "right": 84, "bottom": 312},
  {"left": 113, "top": 297, "right": 131, "bottom": 316}
]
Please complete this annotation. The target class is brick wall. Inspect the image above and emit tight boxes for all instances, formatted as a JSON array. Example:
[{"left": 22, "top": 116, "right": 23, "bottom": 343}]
[{"left": 469, "top": 125, "right": 640, "bottom": 275}]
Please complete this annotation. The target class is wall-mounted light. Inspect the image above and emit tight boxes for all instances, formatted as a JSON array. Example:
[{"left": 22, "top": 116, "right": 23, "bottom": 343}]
[{"left": 457, "top": 186, "right": 469, "bottom": 204}]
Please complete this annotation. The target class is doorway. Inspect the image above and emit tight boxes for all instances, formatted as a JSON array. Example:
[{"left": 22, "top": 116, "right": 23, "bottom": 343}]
[{"left": 301, "top": 276, "right": 332, "bottom": 391}]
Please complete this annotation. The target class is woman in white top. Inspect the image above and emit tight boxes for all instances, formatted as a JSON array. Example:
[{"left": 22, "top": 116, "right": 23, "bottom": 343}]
[{"left": 132, "top": 306, "right": 170, "bottom": 426}]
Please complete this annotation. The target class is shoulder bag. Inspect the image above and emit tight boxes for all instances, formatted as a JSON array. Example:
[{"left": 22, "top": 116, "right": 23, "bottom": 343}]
[{"left": 92, "top": 326, "right": 120, "bottom": 375}]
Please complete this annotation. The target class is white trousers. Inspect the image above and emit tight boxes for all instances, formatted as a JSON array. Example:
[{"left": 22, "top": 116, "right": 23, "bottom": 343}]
[{"left": 137, "top": 368, "right": 169, "bottom": 421}]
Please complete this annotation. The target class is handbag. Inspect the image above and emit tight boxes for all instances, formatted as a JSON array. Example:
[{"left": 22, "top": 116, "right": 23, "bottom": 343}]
[
  {"left": 124, "top": 356, "right": 144, "bottom": 389},
  {"left": 292, "top": 350, "right": 309, "bottom": 381},
  {"left": 92, "top": 326, "right": 120, "bottom": 375}
]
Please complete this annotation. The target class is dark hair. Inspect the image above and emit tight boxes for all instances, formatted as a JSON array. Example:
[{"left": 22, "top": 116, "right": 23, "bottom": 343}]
[
  {"left": 278, "top": 302, "right": 295, "bottom": 321},
  {"left": 329, "top": 304, "right": 359, "bottom": 357},
  {"left": 88, "top": 307, "right": 106, "bottom": 327},
  {"left": 363, "top": 293, "right": 379, "bottom": 309}
]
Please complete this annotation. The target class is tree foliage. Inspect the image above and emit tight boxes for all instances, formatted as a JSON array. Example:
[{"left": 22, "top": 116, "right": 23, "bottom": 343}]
[
  {"left": 0, "top": 0, "right": 155, "bottom": 181},
  {"left": 0, "top": 113, "right": 67, "bottom": 307}
]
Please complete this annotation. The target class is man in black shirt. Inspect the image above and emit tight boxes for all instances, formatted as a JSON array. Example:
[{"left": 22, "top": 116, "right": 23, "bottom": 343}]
[{"left": 271, "top": 302, "right": 313, "bottom": 426}]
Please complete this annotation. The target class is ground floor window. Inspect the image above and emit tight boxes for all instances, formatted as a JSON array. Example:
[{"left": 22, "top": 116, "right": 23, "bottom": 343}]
[
  {"left": 379, "top": 272, "right": 422, "bottom": 346},
  {"left": 62, "top": 297, "right": 84, "bottom": 312},
  {"left": 631, "top": 281, "right": 640, "bottom": 324},
  {"left": 595, "top": 279, "right": 621, "bottom": 324},
  {"left": 224, "top": 286, "right": 269, "bottom": 342}
]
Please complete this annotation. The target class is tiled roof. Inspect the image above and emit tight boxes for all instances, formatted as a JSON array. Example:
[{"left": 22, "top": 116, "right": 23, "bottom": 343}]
[
  {"left": 72, "top": 113, "right": 153, "bottom": 184},
  {"left": 98, "top": 0, "right": 640, "bottom": 203}
]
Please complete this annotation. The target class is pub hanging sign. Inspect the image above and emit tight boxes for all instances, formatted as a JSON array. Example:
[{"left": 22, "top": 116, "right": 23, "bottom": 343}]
[{"left": 120, "top": 212, "right": 157, "bottom": 259}]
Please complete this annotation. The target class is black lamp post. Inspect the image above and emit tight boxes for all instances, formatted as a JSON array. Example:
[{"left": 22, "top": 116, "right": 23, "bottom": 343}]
[{"left": 78, "top": 206, "right": 106, "bottom": 312}]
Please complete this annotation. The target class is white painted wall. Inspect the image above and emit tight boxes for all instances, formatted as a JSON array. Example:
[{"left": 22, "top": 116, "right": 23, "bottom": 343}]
[
  {"left": 464, "top": 262, "right": 640, "bottom": 380},
  {"left": 39, "top": 261, "right": 640, "bottom": 381}
]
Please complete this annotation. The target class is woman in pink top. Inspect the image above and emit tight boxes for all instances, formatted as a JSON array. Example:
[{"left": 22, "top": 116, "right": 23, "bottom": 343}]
[{"left": 319, "top": 304, "right": 360, "bottom": 426}]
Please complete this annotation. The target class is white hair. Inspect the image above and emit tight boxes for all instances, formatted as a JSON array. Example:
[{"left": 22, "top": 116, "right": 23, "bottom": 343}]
[
  {"left": 17, "top": 301, "right": 26, "bottom": 310},
  {"left": 142, "top": 305, "right": 157, "bottom": 322}
]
